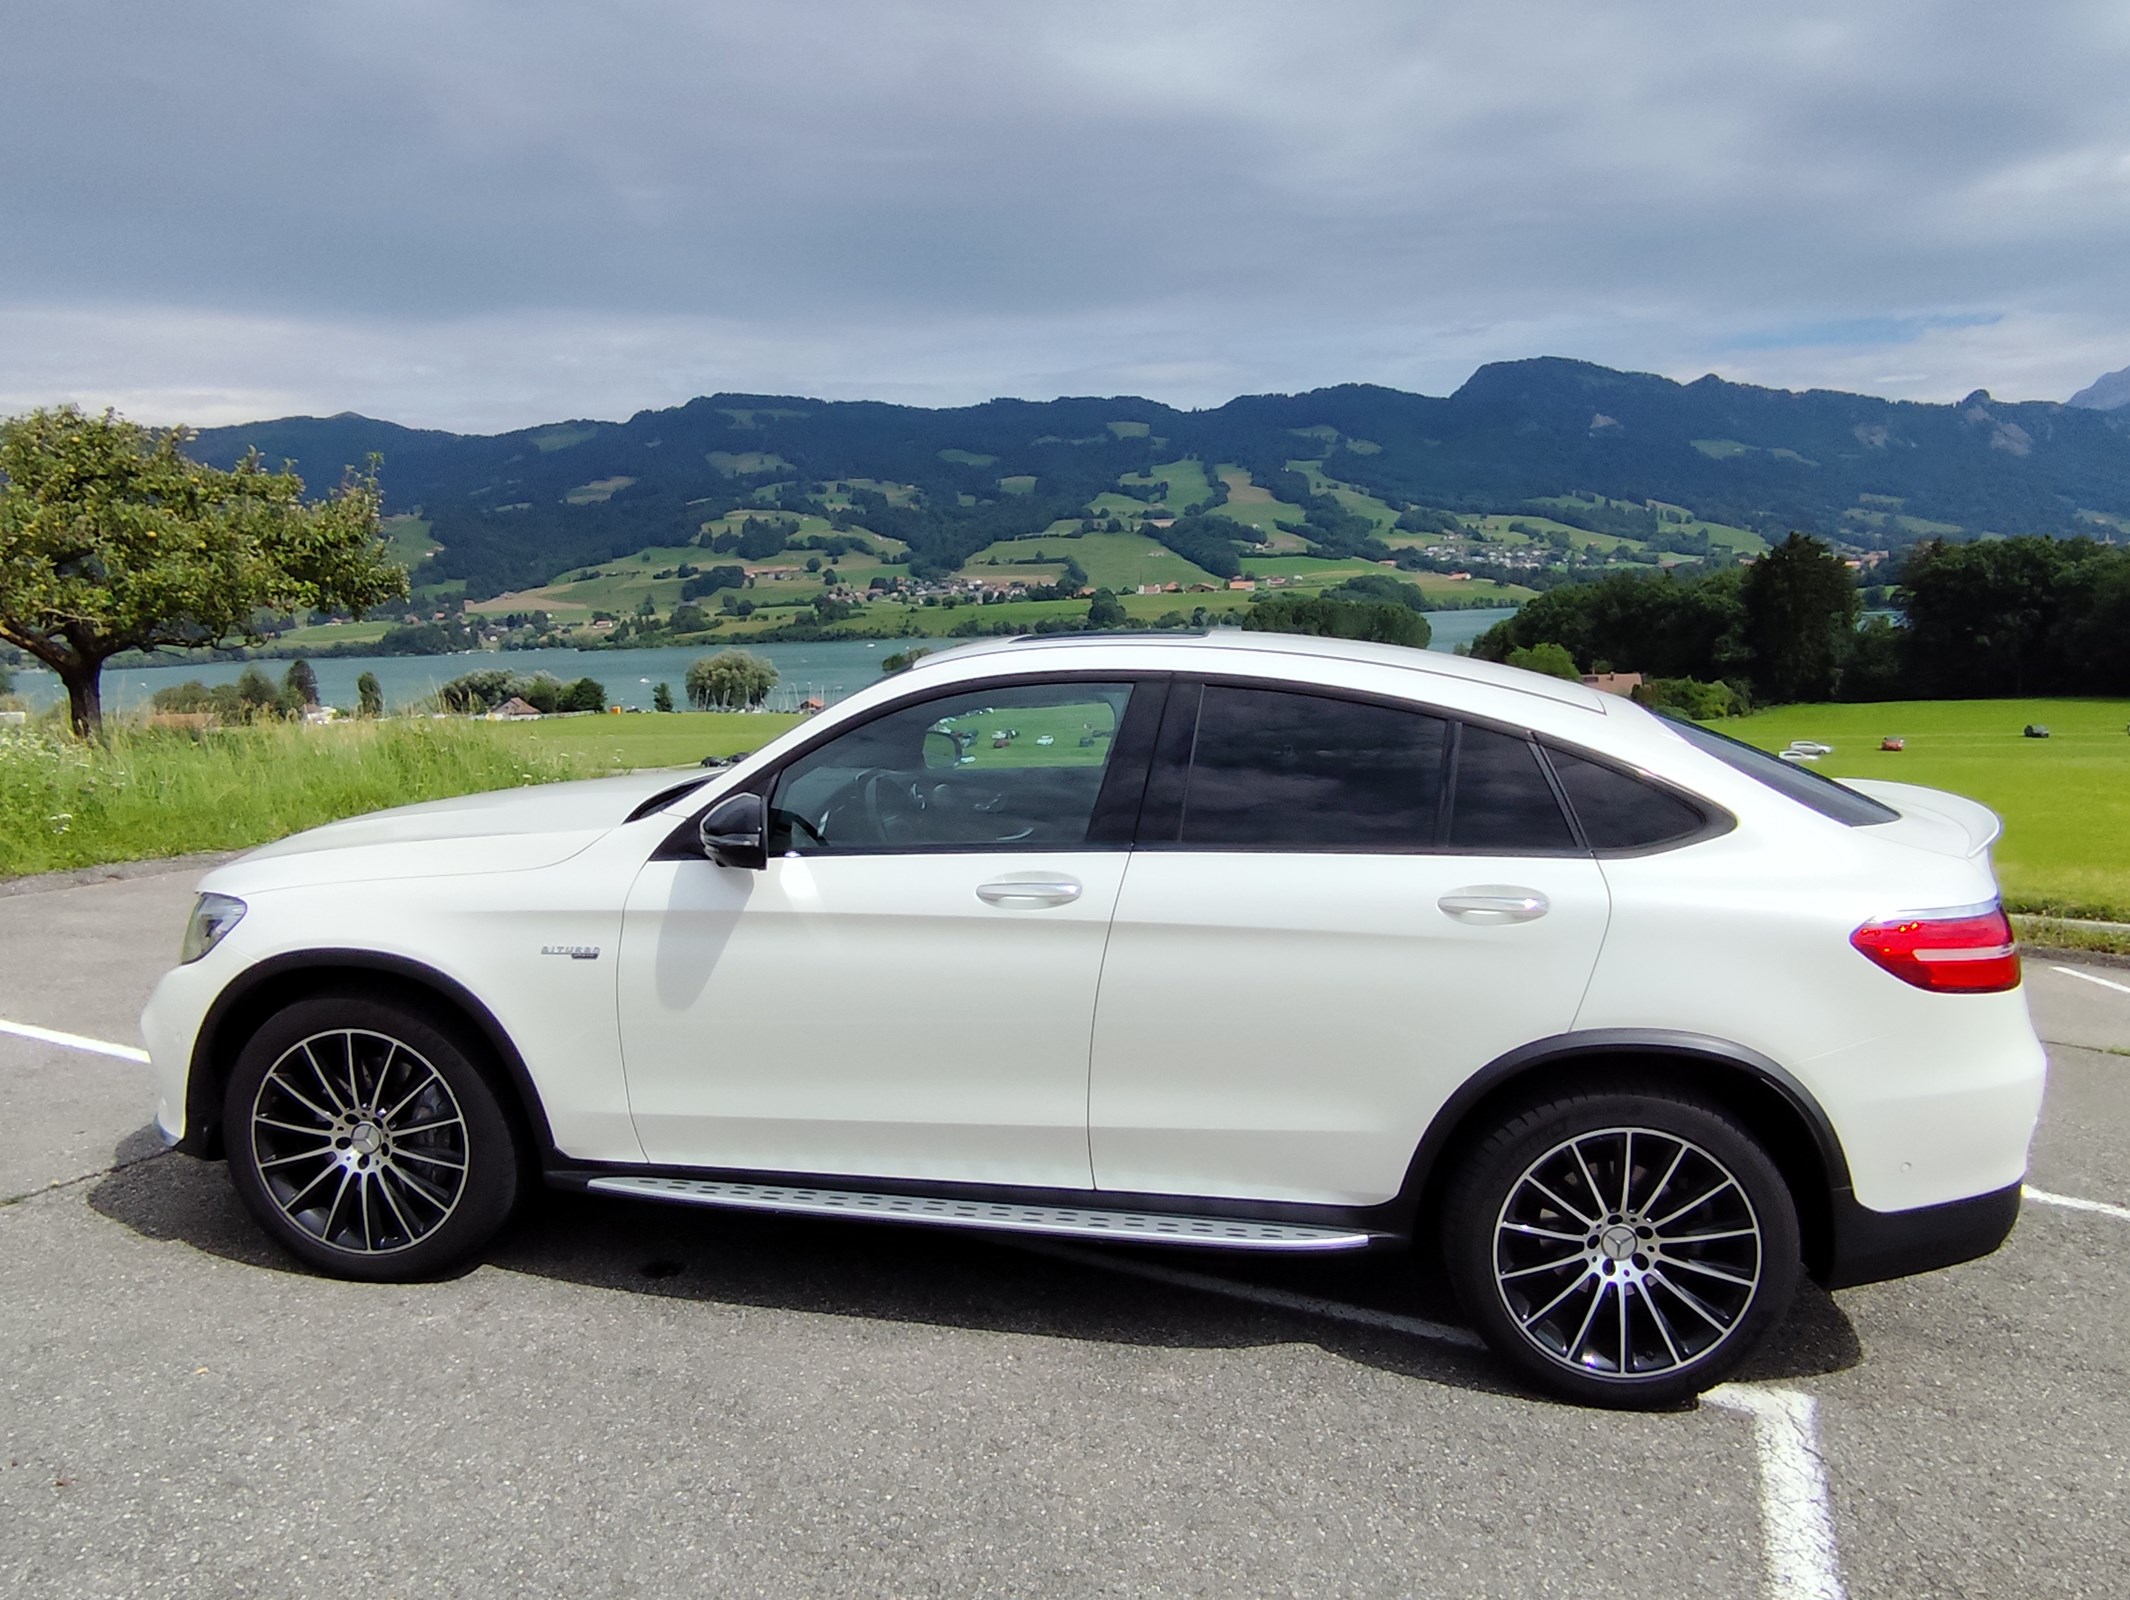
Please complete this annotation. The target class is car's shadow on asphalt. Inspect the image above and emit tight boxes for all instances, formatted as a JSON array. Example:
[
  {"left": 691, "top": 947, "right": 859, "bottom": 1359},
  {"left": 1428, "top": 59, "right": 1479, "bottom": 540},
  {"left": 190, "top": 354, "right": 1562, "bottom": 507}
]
[{"left": 90, "top": 1136, "right": 1863, "bottom": 1405}]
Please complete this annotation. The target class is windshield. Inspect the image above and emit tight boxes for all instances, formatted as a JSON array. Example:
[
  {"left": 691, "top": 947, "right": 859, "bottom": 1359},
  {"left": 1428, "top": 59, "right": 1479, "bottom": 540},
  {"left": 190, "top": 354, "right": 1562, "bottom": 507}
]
[{"left": 1659, "top": 714, "right": 1898, "bottom": 827}]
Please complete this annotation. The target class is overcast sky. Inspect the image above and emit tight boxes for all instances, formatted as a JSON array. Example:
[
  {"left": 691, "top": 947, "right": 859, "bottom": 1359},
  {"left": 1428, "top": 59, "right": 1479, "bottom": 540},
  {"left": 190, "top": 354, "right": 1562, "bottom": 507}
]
[{"left": 5, "top": 1, "right": 2127, "bottom": 431}]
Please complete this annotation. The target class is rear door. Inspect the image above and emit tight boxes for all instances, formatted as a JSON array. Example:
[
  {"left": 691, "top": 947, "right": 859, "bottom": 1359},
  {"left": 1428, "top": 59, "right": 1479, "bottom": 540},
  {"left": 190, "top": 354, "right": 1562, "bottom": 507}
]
[{"left": 1088, "top": 679, "right": 1612, "bottom": 1207}]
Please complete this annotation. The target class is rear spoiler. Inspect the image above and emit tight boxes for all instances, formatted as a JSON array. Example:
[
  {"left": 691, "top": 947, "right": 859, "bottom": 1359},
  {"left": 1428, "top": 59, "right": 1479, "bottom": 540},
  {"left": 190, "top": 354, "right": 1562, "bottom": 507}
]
[{"left": 1843, "top": 779, "right": 2003, "bottom": 860}]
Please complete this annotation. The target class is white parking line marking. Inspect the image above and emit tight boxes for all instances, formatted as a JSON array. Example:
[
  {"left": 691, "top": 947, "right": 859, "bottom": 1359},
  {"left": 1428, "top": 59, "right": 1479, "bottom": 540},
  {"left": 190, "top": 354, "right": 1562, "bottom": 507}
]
[
  {"left": 1010, "top": 1238, "right": 1487, "bottom": 1349},
  {"left": 1037, "top": 1241, "right": 1847, "bottom": 1599},
  {"left": 0, "top": 1017, "right": 151, "bottom": 1064},
  {"left": 2049, "top": 964, "right": 2130, "bottom": 997},
  {"left": 1706, "top": 1385, "right": 1847, "bottom": 1600},
  {"left": 2025, "top": 1185, "right": 2130, "bottom": 1224}
]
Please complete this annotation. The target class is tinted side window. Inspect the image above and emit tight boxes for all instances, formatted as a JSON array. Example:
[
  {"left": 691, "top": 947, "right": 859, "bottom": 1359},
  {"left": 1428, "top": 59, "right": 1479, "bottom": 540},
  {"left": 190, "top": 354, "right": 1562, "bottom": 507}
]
[
  {"left": 1181, "top": 686, "right": 1448, "bottom": 850},
  {"left": 1659, "top": 713, "right": 1898, "bottom": 826},
  {"left": 1546, "top": 747, "right": 1708, "bottom": 850},
  {"left": 769, "top": 681, "right": 1134, "bottom": 853},
  {"left": 1447, "top": 725, "right": 1577, "bottom": 852}
]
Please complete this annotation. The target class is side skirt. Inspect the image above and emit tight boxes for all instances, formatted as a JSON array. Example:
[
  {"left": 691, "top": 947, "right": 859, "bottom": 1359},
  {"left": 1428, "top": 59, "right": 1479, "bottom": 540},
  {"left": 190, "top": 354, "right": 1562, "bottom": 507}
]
[{"left": 565, "top": 1172, "right": 1390, "bottom": 1252}]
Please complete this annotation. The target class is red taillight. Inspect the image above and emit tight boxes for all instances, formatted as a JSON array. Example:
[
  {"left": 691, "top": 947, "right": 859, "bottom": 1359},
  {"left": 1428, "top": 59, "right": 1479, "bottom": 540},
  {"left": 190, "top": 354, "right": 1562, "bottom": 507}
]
[{"left": 1850, "top": 904, "right": 2021, "bottom": 993}]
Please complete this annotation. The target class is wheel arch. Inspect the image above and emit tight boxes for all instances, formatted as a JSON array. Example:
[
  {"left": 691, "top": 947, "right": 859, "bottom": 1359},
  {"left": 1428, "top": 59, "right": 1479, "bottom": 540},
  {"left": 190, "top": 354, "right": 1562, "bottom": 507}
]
[
  {"left": 1394, "top": 1030, "right": 1852, "bottom": 1282},
  {"left": 182, "top": 950, "right": 557, "bottom": 1165}
]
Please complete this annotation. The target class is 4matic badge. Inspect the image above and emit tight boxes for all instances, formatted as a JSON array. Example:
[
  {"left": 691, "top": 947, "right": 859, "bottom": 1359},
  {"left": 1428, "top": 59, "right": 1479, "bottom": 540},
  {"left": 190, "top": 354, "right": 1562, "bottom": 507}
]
[{"left": 540, "top": 944, "right": 601, "bottom": 961}]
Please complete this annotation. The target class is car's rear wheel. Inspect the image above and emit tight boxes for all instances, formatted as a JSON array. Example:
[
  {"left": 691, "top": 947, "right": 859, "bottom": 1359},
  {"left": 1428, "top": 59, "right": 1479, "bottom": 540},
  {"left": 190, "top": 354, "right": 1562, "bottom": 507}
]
[
  {"left": 1443, "top": 1084, "right": 1802, "bottom": 1407},
  {"left": 223, "top": 993, "right": 522, "bottom": 1280}
]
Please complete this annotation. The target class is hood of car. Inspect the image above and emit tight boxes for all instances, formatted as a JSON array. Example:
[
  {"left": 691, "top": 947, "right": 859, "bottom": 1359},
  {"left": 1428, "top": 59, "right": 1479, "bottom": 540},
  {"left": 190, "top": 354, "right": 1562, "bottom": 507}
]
[{"left": 206, "top": 769, "right": 702, "bottom": 891}]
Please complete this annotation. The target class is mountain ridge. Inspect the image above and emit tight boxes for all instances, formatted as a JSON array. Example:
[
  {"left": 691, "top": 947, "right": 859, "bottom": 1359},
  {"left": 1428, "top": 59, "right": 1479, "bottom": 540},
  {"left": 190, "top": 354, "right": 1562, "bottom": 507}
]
[
  {"left": 184, "top": 358, "right": 2130, "bottom": 600},
  {"left": 2070, "top": 364, "right": 2130, "bottom": 411}
]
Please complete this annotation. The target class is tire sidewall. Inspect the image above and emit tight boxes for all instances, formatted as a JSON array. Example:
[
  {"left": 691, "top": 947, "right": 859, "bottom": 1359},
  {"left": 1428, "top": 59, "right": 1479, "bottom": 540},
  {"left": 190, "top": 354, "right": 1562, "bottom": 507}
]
[
  {"left": 1445, "top": 1088, "right": 1803, "bottom": 1408},
  {"left": 222, "top": 991, "right": 522, "bottom": 1281}
]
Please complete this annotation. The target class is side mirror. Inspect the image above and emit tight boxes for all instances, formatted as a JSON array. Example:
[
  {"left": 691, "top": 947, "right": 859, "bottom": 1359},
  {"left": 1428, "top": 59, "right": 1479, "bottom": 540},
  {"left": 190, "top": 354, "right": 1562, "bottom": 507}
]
[
  {"left": 698, "top": 792, "right": 766, "bottom": 870},
  {"left": 922, "top": 727, "right": 960, "bottom": 770}
]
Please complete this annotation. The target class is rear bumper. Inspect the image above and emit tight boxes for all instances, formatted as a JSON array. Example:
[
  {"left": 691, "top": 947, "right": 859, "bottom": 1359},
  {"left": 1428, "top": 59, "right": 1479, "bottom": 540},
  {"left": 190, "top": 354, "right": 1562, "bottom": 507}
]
[{"left": 1819, "top": 1179, "right": 2022, "bottom": 1290}]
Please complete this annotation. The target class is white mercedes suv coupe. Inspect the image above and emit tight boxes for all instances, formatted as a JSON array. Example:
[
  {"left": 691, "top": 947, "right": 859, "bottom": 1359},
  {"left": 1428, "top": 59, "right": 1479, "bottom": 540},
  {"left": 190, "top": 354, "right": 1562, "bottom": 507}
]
[{"left": 142, "top": 632, "right": 2046, "bottom": 1406}]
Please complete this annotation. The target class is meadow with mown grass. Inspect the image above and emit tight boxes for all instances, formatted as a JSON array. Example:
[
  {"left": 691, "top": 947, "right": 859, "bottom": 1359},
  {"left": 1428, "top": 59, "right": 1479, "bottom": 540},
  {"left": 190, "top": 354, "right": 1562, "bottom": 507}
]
[{"left": 1730, "top": 697, "right": 2130, "bottom": 923}]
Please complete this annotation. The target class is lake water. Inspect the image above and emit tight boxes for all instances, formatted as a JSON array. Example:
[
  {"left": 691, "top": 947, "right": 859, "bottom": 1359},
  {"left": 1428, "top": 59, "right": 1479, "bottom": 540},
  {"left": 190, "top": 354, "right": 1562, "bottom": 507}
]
[{"left": 8, "top": 608, "right": 1513, "bottom": 716}]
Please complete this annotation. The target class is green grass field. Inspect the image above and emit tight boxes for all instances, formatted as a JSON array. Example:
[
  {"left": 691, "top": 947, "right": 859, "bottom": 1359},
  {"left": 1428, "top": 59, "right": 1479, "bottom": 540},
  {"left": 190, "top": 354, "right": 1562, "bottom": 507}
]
[
  {"left": 1120, "top": 457, "right": 1216, "bottom": 513},
  {"left": 1730, "top": 699, "right": 2130, "bottom": 921},
  {"left": 1210, "top": 466, "right": 1307, "bottom": 534},
  {"left": 379, "top": 514, "right": 440, "bottom": 569},
  {"left": 1286, "top": 460, "right": 1406, "bottom": 535},
  {"left": 0, "top": 713, "right": 804, "bottom": 878},
  {"left": 967, "top": 530, "right": 1222, "bottom": 591},
  {"left": 273, "top": 619, "right": 396, "bottom": 647}
]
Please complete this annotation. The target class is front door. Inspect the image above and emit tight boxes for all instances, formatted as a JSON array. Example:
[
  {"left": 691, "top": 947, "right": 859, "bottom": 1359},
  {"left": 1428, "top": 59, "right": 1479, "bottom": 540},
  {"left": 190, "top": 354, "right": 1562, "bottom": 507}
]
[{"left": 618, "top": 676, "right": 1156, "bottom": 1187}]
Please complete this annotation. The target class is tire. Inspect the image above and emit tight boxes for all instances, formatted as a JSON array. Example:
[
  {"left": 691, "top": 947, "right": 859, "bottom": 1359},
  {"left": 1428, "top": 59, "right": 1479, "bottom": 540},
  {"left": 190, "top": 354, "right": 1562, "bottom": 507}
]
[
  {"left": 1442, "top": 1083, "right": 1802, "bottom": 1408},
  {"left": 222, "top": 992, "right": 523, "bottom": 1281}
]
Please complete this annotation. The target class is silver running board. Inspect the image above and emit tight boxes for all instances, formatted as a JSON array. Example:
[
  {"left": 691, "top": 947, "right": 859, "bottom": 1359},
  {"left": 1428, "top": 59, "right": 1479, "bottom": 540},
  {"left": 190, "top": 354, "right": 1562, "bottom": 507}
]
[{"left": 586, "top": 1175, "right": 1378, "bottom": 1252}]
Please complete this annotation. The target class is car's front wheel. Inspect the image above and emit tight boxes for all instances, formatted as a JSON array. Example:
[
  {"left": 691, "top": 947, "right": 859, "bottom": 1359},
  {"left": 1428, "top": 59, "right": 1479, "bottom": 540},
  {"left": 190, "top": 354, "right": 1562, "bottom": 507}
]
[
  {"left": 223, "top": 993, "right": 522, "bottom": 1280},
  {"left": 1443, "top": 1084, "right": 1802, "bottom": 1407}
]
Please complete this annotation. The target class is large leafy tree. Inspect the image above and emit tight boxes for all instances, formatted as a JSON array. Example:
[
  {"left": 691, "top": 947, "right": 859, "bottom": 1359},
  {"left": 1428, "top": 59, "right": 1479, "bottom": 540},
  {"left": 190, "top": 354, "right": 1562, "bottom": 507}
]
[
  {"left": 0, "top": 407, "right": 408, "bottom": 736},
  {"left": 685, "top": 649, "right": 777, "bottom": 710},
  {"left": 1741, "top": 533, "right": 1859, "bottom": 703}
]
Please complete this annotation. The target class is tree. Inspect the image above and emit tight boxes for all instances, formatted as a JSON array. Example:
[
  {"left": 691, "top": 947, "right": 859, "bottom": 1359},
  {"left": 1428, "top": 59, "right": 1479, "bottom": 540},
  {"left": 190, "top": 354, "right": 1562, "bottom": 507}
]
[
  {"left": 880, "top": 647, "right": 930, "bottom": 675},
  {"left": 436, "top": 669, "right": 515, "bottom": 714},
  {"left": 1506, "top": 642, "right": 1580, "bottom": 679},
  {"left": 1741, "top": 533, "right": 1858, "bottom": 704},
  {"left": 1243, "top": 595, "right": 1431, "bottom": 648},
  {"left": 652, "top": 681, "right": 674, "bottom": 713},
  {"left": 686, "top": 649, "right": 777, "bottom": 710},
  {"left": 0, "top": 407, "right": 407, "bottom": 736},
  {"left": 1473, "top": 568, "right": 1745, "bottom": 682},
  {"left": 283, "top": 658, "right": 319, "bottom": 712},
  {"left": 0, "top": 661, "right": 12, "bottom": 699},
  {"left": 562, "top": 676, "right": 607, "bottom": 713},
  {"left": 356, "top": 671, "right": 384, "bottom": 718},
  {"left": 1086, "top": 588, "right": 1127, "bottom": 628},
  {"left": 233, "top": 665, "right": 281, "bottom": 718}
]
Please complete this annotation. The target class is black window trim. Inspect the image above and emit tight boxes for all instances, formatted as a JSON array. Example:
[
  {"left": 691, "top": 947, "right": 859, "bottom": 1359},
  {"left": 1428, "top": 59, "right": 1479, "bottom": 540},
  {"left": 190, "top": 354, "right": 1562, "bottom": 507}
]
[
  {"left": 657, "top": 669, "right": 1172, "bottom": 862},
  {"left": 1140, "top": 673, "right": 1593, "bottom": 859}
]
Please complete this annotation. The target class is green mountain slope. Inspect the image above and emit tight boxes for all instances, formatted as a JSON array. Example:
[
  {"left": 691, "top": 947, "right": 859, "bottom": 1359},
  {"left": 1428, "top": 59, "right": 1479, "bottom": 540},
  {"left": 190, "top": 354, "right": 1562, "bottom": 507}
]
[{"left": 186, "top": 360, "right": 2130, "bottom": 600}]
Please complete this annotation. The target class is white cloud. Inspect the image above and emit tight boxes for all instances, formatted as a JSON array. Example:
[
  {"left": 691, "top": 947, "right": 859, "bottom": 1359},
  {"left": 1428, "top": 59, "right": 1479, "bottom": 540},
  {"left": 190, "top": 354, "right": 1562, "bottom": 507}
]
[{"left": 2, "top": 1, "right": 2127, "bottom": 428}]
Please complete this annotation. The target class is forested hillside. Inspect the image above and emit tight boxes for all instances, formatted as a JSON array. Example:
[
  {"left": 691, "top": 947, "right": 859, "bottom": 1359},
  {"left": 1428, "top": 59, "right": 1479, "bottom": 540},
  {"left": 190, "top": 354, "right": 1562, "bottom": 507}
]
[{"left": 186, "top": 358, "right": 2130, "bottom": 601}]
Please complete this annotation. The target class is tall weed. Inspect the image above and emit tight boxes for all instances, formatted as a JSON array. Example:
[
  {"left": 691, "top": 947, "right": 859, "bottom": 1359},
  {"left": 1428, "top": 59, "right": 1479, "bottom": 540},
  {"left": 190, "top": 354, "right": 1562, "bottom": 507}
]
[{"left": 0, "top": 719, "right": 612, "bottom": 877}]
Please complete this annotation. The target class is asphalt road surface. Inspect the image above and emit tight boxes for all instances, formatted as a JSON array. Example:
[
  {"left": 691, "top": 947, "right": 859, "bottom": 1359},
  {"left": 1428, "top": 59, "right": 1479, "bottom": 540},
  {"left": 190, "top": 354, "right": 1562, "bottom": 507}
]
[{"left": 2, "top": 862, "right": 2125, "bottom": 1598}]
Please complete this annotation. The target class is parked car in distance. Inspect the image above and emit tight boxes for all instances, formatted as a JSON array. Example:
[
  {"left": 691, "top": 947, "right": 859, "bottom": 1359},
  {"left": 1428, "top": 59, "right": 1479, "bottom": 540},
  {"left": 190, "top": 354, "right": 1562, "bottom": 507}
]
[{"left": 142, "top": 632, "right": 2045, "bottom": 1407}]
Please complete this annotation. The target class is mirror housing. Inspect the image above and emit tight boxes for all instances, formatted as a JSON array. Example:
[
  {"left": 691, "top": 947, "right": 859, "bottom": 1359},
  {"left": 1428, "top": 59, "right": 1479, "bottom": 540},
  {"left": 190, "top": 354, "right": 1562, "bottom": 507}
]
[
  {"left": 698, "top": 792, "right": 767, "bottom": 870},
  {"left": 922, "top": 727, "right": 961, "bottom": 770}
]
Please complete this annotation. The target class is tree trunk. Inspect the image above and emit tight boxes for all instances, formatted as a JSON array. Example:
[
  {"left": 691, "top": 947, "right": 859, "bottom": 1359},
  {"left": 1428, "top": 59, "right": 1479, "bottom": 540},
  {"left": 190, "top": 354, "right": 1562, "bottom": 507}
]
[{"left": 60, "top": 662, "right": 104, "bottom": 740}]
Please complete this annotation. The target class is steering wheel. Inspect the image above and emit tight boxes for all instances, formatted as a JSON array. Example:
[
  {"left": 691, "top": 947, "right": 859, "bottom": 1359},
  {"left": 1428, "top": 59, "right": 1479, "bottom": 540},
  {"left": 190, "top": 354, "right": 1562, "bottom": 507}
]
[{"left": 858, "top": 768, "right": 928, "bottom": 844}]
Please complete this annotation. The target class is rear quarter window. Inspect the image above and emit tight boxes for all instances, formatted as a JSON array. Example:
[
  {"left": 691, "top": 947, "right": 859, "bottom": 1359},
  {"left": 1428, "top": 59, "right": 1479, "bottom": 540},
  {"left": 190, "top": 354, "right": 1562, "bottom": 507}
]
[
  {"left": 1544, "top": 746, "right": 1714, "bottom": 851},
  {"left": 1659, "top": 715, "right": 1897, "bottom": 826}
]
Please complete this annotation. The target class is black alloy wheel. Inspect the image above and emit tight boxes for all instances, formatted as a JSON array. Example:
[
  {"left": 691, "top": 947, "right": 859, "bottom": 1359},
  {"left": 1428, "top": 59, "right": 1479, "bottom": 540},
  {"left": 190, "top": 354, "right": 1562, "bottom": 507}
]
[
  {"left": 223, "top": 993, "right": 522, "bottom": 1280},
  {"left": 1443, "top": 1084, "right": 1802, "bottom": 1408}
]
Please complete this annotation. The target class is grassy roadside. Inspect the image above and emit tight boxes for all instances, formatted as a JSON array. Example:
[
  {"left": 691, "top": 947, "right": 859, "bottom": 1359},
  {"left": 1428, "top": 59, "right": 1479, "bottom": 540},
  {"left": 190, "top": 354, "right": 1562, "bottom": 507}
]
[{"left": 0, "top": 713, "right": 802, "bottom": 878}]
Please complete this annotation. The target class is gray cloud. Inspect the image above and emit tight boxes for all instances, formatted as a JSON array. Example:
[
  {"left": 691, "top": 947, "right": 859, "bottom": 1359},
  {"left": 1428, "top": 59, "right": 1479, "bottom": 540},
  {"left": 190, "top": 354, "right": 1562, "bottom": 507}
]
[{"left": 4, "top": 1, "right": 2127, "bottom": 428}]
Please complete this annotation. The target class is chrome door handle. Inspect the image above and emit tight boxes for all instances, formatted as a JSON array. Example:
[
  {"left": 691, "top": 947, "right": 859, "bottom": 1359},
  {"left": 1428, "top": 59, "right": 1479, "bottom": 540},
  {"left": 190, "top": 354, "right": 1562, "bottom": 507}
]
[
  {"left": 976, "top": 878, "right": 1083, "bottom": 908},
  {"left": 1438, "top": 889, "right": 1549, "bottom": 924}
]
